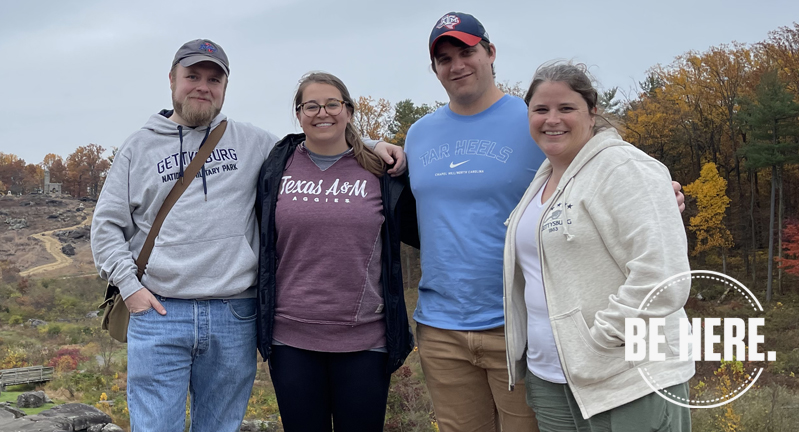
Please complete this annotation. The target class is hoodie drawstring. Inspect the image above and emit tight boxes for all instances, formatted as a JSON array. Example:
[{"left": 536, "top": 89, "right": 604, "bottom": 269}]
[
  {"left": 177, "top": 123, "right": 213, "bottom": 201},
  {"left": 560, "top": 177, "right": 575, "bottom": 242},
  {"left": 178, "top": 126, "right": 185, "bottom": 184},
  {"left": 199, "top": 125, "right": 212, "bottom": 201}
]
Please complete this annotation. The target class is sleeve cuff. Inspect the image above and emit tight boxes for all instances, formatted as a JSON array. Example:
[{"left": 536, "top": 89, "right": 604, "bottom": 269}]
[{"left": 116, "top": 274, "right": 144, "bottom": 300}]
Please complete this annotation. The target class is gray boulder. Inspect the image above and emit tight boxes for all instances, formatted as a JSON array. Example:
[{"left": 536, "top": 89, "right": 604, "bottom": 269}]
[
  {"left": 25, "top": 403, "right": 112, "bottom": 431},
  {"left": 240, "top": 419, "right": 280, "bottom": 431},
  {"left": 17, "top": 391, "right": 47, "bottom": 409},
  {"left": 102, "top": 424, "right": 124, "bottom": 432},
  {"left": 68, "top": 227, "right": 90, "bottom": 239},
  {"left": 61, "top": 244, "right": 75, "bottom": 256},
  {"left": 27, "top": 319, "right": 47, "bottom": 328}
]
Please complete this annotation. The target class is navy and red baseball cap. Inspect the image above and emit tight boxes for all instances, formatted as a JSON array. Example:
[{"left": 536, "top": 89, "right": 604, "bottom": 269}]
[
  {"left": 429, "top": 12, "right": 490, "bottom": 57},
  {"left": 172, "top": 39, "right": 230, "bottom": 76}
]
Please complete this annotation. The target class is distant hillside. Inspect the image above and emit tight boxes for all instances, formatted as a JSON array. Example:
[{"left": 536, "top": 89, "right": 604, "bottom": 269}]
[{"left": 1, "top": 195, "right": 96, "bottom": 279}]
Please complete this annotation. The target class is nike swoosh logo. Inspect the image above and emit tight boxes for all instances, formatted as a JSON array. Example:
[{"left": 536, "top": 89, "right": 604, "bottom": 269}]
[{"left": 450, "top": 160, "right": 469, "bottom": 168}]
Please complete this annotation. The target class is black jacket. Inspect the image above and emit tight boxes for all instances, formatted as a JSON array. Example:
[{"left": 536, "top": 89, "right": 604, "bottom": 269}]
[{"left": 255, "top": 134, "right": 418, "bottom": 374}]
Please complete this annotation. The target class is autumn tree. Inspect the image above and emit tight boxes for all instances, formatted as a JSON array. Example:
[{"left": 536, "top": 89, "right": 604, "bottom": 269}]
[
  {"left": 0, "top": 152, "right": 31, "bottom": 193},
  {"left": 353, "top": 96, "right": 392, "bottom": 141},
  {"left": 684, "top": 162, "right": 735, "bottom": 273},
  {"left": 738, "top": 70, "right": 799, "bottom": 301},
  {"left": 65, "top": 143, "right": 111, "bottom": 198},
  {"left": 759, "top": 23, "right": 799, "bottom": 96},
  {"left": 778, "top": 220, "right": 799, "bottom": 279},
  {"left": 41, "top": 153, "right": 67, "bottom": 183}
]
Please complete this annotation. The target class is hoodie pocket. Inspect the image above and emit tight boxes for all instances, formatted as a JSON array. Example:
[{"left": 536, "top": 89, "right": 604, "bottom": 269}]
[
  {"left": 145, "top": 235, "right": 257, "bottom": 285},
  {"left": 551, "top": 308, "right": 634, "bottom": 388}
]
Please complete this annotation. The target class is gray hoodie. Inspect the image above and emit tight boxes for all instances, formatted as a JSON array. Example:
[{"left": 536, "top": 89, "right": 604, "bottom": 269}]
[
  {"left": 91, "top": 111, "right": 279, "bottom": 300},
  {"left": 503, "top": 129, "right": 694, "bottom": 418}
]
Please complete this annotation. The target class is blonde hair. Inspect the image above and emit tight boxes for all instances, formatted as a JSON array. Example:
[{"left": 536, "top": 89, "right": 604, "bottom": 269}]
[{"left": 294, "top": 72, "right": 386, "bottom": 176}]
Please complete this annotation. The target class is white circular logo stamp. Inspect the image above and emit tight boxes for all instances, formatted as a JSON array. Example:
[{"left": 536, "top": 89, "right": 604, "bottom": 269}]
[{"left": 624, "top": 270, "right": 775, "bottom": 409}]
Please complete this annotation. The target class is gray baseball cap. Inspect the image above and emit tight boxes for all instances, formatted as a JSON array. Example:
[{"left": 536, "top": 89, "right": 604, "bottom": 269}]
[{"left": 172, "top": 39, "right": 229, "bottom": 76}]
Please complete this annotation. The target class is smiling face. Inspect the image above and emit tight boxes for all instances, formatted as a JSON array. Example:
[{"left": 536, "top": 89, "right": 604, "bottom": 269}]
[
  {"left": 296, "top": 82, "right": 352, "bottom": 154},
  {"left": 169, "top": 62, "right": 227, "bottom": 127},
  {"left": 433, "top": 39, "right": 496, "bottom": 108},
  {"left": 528, "top": 81, "right": 596, "bottom": 168}
]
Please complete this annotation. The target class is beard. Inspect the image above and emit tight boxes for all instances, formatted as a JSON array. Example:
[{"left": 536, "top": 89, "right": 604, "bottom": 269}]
[{"left": 172, "top": 94, "right": 222, "bottom": 127}]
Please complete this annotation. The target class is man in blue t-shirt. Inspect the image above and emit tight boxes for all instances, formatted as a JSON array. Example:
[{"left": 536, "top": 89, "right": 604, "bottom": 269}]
[
  {"left": 406, "top": 12, "right": 683, "bottom": 432},
  {"left": 405, "top": 12, "right": 542, "bottom": 432}
]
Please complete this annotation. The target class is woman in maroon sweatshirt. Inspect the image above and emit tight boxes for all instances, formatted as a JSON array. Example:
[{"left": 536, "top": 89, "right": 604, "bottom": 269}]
[{"left": 255, "top": 72, "right": 418, "bottom": 432}]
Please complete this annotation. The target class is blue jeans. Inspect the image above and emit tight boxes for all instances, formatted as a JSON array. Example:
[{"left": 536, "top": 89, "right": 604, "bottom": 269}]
[{"left": 127, "top": 296, "right": 257, "bottom": 432}]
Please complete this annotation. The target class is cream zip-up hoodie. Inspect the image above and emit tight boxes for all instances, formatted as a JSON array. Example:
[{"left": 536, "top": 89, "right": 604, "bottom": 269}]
[{"left": 503, "top": 129, "right": 694, "bottom": 419}]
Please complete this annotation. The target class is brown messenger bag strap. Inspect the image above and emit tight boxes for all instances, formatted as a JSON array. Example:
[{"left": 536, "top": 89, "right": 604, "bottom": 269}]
[{"left": 135, "top": 120, "right": 228, "bottom": 279}]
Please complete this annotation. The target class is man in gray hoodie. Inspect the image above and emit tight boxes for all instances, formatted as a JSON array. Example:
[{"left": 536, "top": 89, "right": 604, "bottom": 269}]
[{"left": 91, "top": 39, "right": 404, "bottom": 432}]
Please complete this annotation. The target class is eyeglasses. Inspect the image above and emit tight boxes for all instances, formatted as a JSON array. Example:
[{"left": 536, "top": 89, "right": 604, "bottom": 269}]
[{"left": 296, "top": 99, "right": 348, "bottom": 116}]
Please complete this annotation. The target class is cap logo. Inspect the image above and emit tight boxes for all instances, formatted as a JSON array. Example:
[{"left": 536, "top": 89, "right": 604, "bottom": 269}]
[
  {"left": 436, "top": 15, "right": 461, "bottom": 30},
  {"left": 198, "top": 42, "right": 217, "bottom": 53}
]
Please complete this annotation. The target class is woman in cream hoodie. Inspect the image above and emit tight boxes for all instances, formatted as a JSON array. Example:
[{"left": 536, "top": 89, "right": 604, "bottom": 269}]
[{"left": 503, "top": 62, "right": 694, "bottom": 431}]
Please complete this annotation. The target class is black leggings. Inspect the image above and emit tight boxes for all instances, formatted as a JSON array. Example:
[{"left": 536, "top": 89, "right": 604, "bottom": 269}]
[{"left": 269, "top": 345, "right": 391, "bottom": 432}]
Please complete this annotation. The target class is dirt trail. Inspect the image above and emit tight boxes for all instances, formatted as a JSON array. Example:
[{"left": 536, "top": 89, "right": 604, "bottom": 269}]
[{"left": 19, "top": 216, "right": 93, "bottom": 277}]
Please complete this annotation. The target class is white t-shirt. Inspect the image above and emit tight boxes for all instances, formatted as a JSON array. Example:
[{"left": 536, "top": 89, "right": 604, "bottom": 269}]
[{"left": 515, "top": 183, "right": 567, "bottom": 384}]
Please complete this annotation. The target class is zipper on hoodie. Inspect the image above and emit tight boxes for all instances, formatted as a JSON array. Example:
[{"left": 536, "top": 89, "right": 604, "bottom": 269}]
[{"left": 537, "top": 183, "right": 574, "bottom": 388}]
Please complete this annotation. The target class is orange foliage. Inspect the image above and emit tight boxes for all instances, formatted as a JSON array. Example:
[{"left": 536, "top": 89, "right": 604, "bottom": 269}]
[{"left": 353, "top": 96, "right": 392, "bottom": 141}]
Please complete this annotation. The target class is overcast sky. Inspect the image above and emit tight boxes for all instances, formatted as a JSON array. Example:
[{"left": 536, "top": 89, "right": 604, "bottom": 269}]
[{"left": 2, "top": 0, "right": 798, "bottom": 164}]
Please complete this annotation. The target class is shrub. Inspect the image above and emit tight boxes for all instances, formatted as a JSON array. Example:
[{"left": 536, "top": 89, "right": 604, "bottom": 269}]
[
  {"left": 46, "top": 324, "right": 63, "bottom": 337},
  {"left": 48, "top": 347, "right": 87, "bottom": 372},
  {"left": 1, "top": 347, "right": 29, "bottom": 368}
]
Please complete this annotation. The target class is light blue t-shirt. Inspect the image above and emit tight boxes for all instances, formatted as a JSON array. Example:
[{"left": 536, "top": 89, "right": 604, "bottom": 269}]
[{"left": 406, "top": 95, "right": 544, "bottom": 330}]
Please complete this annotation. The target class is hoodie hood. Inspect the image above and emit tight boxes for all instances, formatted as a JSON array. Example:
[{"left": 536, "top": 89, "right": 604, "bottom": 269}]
[
  {"left": 143, "top": 110, "right": 228, "bottom": 136},
  {"left": 532, "top": 128, "right": 632, "bottom": 242},
  {"left": 560, "top": 128, "right": 630, "bottom": 181}
]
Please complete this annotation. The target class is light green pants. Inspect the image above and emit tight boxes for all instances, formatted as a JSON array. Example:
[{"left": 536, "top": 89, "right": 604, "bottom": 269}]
[{"left": 525, "top": 370, "right": 691, "bottom": 432}]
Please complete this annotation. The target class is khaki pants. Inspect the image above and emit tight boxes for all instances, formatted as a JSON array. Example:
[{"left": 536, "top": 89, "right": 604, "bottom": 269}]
[{"left": 417, "top": 323, "right": 539, "bottom": 432}]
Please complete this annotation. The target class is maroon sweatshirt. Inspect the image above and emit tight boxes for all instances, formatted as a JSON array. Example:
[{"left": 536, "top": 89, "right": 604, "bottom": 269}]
[{"left": 272, "top": 147, "right": 386, "bottom": 352}]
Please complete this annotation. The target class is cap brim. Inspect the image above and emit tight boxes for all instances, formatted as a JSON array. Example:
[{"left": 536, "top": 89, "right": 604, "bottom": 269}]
[
  {"left": 178, "top": 55, "right": 229, "bottom": 76},
  {"left": 430, "top": 31, "right": 483, "bottom": 55}
]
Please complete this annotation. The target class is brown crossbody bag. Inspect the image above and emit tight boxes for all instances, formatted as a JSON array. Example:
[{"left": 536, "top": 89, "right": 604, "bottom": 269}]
[{"left": 99, "top": 120, "right": 227, "bottom": 343}]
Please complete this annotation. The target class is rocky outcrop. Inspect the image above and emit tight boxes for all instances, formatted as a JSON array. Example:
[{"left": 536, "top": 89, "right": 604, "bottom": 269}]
[
  {"left": 5, "top": 217, "right": 27, "bottom": 230},
  {"left": 239, "top": 419, "right": 281, "bottom": 431},
  {"left": 0, "top": 403, "right": 115, "bottom": 432},
  {"left": 0, "top": 403, "right": 279, "bottom": 431}
]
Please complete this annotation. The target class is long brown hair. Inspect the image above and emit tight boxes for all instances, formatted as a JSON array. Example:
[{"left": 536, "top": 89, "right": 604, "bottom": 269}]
[{"left": 294, "top": 72, "right": 386, "bottom": 176}]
